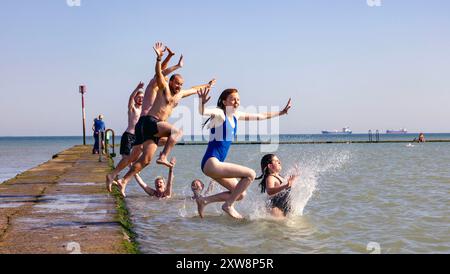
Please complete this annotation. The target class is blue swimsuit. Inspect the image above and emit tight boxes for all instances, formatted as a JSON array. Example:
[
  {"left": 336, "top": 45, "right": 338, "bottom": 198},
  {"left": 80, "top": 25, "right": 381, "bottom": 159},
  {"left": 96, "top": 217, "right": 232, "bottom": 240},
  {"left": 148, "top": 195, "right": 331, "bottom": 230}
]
[{"left": 201, "top": 115, "right": 238, "bottom": 171}]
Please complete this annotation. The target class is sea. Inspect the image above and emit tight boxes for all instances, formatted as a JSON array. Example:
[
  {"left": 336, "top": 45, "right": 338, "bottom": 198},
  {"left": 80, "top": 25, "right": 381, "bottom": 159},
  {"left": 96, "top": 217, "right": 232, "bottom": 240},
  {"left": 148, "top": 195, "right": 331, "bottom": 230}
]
[{"left": 1, "top": 134, "right": 449, "bottom": 253}]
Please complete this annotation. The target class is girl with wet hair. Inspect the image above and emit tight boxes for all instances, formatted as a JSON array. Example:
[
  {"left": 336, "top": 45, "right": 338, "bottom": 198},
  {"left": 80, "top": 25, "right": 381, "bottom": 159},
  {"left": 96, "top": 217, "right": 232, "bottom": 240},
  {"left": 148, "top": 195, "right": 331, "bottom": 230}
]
[
  {"left": 195, "top": 87, "right": 292, "bottom": 219},
  {"left": 256, "top": 154, "right": 299, "bottom": 217}
]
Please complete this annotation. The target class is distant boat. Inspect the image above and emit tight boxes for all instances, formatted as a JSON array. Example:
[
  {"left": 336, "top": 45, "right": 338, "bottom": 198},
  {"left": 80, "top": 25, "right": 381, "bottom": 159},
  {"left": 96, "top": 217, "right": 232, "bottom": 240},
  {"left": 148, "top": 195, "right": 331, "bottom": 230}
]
[
  {"left": 386, "top": 129, "right": 407, "bottom": 134},
  {"left": 322, "top": 127, "right": 352, "bottom": 135}
]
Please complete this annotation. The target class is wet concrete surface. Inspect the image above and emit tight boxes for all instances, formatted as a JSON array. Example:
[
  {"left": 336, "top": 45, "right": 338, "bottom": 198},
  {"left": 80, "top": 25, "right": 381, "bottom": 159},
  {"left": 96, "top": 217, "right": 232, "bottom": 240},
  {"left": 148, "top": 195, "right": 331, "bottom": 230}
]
[{"left": 0, "top": 146, "right": 128, "bottom": 254}]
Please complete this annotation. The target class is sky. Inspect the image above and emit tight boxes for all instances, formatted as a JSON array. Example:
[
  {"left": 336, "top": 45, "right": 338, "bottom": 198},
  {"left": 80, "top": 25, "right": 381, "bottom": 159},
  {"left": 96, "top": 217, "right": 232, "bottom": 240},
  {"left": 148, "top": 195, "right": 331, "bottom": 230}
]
[{"left": 0, "top": 0, "right": 449, "bottom": 136}]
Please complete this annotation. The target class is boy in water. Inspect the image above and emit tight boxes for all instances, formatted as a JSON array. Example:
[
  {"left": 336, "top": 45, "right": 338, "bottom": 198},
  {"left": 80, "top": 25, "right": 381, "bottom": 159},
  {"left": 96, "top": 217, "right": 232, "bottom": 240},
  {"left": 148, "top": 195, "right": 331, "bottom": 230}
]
[{"left": 191, "top": 179, "right": 215, "bottom": 199}]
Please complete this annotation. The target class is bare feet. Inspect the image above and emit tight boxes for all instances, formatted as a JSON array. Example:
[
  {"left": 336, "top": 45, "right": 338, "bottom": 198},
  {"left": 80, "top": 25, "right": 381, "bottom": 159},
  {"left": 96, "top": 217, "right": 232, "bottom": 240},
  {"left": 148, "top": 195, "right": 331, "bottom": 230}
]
[
  {"left": 156, "top": 154, "right": 174, "bottom": 168},
  {"left": 114, "top": 179, "right": 127, "bottom": 198},
  {"left": 106, "top": 173, "right": 115, "bottom": 192},
  {"left": 196, "top": 197, "right": 207, "bottom": 218},
  {"left": 165, "top": 46, "right": 175, "bottom": 56},
  {"left": 222, "top": 203, "right": 244, "bottom": 220}
]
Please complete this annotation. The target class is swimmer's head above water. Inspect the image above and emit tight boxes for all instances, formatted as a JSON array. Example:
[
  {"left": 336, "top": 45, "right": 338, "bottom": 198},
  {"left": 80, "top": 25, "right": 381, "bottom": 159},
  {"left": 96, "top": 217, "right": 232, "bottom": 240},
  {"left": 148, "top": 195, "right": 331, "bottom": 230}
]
[
  {"left": 256, "top": 154, "right": 282, "bottom": 193},
  {"left": 191, "top": 179, "right": 204, "bottom": 199},
  {"left": 154, "top": 176, "right": 166, "bottom": 193}
]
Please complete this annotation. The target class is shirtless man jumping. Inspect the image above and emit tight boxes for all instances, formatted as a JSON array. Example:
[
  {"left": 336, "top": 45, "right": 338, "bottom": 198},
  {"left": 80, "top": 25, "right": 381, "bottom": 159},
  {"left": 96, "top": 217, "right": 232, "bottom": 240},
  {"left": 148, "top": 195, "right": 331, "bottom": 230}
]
[
  {"left": 114, "top": 42, "right": 215, "bottom": 197},
  {"left": 106, "top": 46, "right": 182, "bottom": 192}
]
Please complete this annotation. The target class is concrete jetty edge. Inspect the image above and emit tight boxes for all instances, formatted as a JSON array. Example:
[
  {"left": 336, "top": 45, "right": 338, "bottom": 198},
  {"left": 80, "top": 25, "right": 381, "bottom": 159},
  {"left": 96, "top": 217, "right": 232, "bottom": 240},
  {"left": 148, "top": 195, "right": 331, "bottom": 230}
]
[
  {"left": 107, "top": 157, "right": 140, "bottom": 254},
  {"left": 0, "top": 145, "right": 139, "bottom": 254}
]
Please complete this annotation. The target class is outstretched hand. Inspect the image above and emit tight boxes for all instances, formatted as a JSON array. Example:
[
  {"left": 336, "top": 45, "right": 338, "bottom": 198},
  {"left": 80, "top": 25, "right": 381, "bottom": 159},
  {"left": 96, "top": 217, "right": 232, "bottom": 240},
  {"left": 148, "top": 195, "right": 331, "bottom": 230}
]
[
  {"left": 281, "top": 98, "right": 292, "bottom": 115},
  {"left": 287, "top": 174, "right": 299, "bottom": 187},
  {"left": 153, "top": 42, "right": 165, "bottom": 59},
  {"left": 197, "top": 87, "right": 211, "bottom": 104},
  {"left": 177, "top": 55, "right": 184, "bottom": 68},
  {"left": 136, "top": 81, "right": 145, "bottom": 90},
  {"left": 165, "top": 46, "right": 175, "bottom": 56}
]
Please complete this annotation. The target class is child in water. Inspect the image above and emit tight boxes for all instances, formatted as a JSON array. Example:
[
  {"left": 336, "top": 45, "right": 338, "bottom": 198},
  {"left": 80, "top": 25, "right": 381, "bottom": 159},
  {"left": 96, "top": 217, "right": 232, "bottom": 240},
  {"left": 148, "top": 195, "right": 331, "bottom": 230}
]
[
  {"left": 256, "top": 154, "right": 299, "bottom": 218},
  {"left": 134, "top": 157, "right": 176, "bottom": 199},
  {"left": 191, "top": 179, "right": 215, "bottom": 199}
]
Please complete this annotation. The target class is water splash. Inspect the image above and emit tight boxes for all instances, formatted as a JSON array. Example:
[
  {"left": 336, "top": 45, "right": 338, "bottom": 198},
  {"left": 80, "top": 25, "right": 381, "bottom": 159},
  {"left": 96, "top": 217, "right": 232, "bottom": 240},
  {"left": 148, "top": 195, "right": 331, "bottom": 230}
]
[
  {"left": 177, "top": 148, "right": 351, "bottom": 220},
  {"left": 247, "top": 148, "right": 351, "bottom": 219},
  {"left": 178, "top": 181, "right": 223, "bottom": 218}
]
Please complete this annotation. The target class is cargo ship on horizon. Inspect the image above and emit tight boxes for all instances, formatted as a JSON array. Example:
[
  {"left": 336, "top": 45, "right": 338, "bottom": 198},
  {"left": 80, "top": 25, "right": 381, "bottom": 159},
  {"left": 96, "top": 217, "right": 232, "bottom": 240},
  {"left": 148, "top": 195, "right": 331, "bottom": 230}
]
[
  {"left": 322, "top": 127, "right": 352, "bottom": 135},
  {"left": 386, "top": 128, "right": 408, "bottom": 134}
]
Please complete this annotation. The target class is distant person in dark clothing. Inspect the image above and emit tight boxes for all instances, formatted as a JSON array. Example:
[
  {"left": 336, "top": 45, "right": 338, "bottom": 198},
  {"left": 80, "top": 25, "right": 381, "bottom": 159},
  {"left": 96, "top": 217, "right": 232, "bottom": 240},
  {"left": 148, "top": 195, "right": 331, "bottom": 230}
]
[
  {"left": 413, "top": 133, "right": 426, "bottom": 143},
  {"left": 92, "top": 114, "right": 106, "bottom": 154},
  {"left": 418, "top": 133, "right": 425, "bottom": 143}
]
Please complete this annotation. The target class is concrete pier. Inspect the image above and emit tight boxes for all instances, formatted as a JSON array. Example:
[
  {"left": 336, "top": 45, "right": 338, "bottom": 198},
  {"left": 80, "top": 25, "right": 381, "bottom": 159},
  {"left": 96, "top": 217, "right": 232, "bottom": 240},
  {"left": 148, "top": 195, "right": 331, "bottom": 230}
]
[{"left": 0, "top": 145, "right": 137, "bottom": 254}]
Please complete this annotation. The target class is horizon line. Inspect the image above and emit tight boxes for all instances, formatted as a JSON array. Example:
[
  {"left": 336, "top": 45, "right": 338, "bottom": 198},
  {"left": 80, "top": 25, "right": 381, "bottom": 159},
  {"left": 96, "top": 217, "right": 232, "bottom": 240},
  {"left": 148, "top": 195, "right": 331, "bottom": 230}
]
[{"left": 1, "top": 132, "right": 450, "bottom": 138}]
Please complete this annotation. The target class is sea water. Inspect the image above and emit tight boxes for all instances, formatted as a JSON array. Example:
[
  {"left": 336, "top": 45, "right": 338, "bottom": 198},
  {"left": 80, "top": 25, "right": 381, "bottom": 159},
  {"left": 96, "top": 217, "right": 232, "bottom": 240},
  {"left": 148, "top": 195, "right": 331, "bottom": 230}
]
[
  {"left": 1, "top": 136, "right": 449, "bottom": 253},
  {"left": 116, "top": 141, "right": 450, "bottom": 254}
]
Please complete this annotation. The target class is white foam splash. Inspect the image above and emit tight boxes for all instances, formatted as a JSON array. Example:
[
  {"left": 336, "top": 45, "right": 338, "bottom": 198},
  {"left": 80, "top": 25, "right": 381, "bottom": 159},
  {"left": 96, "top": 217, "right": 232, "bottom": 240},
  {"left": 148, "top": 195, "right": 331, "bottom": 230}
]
[
  {"left": 247, "top": 149, "right": 351, "bottom": 219},
  {"left": 178, "top": 183, "right": 223, "bottom": 218},
  {"left": 177, "top": 149, "right": 351, "bottom": 220}
]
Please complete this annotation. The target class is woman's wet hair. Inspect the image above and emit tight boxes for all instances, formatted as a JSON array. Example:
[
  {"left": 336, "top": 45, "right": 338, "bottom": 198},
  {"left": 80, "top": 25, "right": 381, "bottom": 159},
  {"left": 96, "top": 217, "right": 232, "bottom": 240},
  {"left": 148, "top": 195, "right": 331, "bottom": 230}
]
[
  {"left": 256, "top": 154, "right": 277, "bottom": 193},
  {"left": 202, "top": 88, "right": 239, "bottom": 129}
]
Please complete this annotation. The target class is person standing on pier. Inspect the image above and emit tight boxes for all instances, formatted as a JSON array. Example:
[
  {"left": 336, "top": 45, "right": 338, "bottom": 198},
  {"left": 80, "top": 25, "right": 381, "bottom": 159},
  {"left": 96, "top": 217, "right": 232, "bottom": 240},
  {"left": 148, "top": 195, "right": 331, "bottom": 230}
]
[{"left": 92, "top": 115, "right": 105, "bottom": 154}]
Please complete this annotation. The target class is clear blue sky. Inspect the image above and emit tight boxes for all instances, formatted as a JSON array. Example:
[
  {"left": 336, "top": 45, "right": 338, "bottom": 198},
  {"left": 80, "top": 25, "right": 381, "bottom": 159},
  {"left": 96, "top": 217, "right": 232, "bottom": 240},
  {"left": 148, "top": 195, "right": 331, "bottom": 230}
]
[{"left": 0, "top": 0, "right": 449, "bottom": 136}]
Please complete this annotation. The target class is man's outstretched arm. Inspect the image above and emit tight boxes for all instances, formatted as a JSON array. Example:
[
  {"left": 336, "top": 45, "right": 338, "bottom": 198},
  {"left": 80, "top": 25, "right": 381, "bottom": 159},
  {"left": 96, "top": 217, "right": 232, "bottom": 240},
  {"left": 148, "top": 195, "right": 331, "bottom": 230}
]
[
  {"left": 153, "top": 42, "right": 166, "bottom": 89},
  {"left": 142, "top": 51, "right": 183, "bottom": 98},
  {"left": 134, "top": 173, "right": 157, "bottom": 197},
  {"left": 153, "top": 42, "right": 171, "bottom": 101},
  {"left": 182, "top": 78, "right": 216, "bottom": 98}
]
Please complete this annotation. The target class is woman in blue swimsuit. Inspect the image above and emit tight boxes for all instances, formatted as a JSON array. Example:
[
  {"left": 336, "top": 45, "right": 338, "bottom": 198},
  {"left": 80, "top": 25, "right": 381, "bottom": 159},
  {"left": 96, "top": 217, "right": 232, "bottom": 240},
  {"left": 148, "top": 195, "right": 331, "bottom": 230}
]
[{"left": 196, "top": 88, "right": 292, "bottom": 219}]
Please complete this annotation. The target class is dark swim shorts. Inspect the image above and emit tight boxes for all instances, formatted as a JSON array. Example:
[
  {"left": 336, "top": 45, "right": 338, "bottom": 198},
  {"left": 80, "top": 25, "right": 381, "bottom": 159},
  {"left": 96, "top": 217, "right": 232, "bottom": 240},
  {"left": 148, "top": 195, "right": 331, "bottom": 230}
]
[
  {"left": 134, "top": 116, "right": 160, "bottom": 146},
  {"left": 119, "top": 131, "right": 136, "bottom": 156}
]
